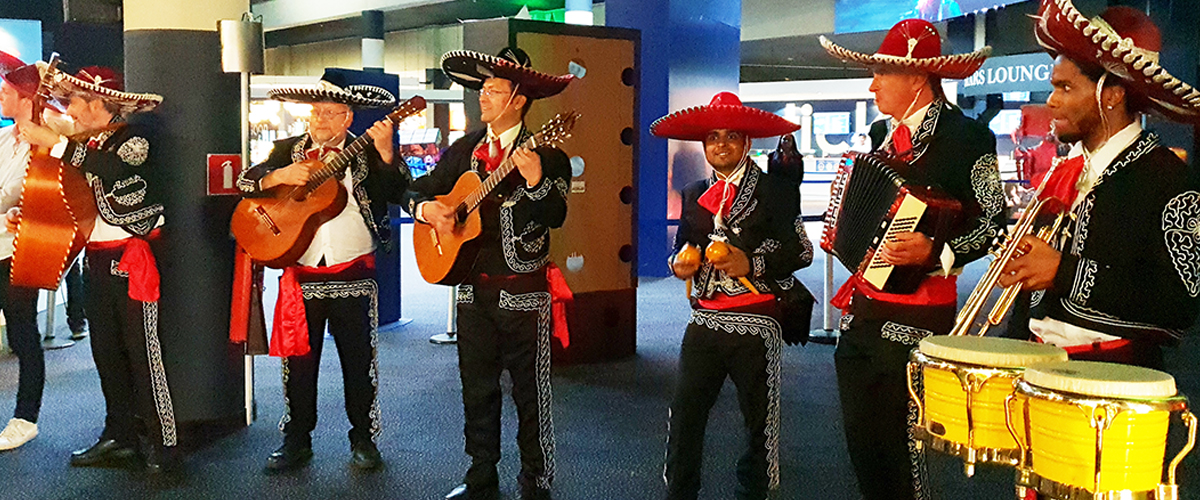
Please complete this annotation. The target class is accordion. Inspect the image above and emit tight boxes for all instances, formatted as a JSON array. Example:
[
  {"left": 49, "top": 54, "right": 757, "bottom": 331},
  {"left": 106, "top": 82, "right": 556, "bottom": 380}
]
[{"left": 821, "top": 153, "right": 962, "bottom": 294}]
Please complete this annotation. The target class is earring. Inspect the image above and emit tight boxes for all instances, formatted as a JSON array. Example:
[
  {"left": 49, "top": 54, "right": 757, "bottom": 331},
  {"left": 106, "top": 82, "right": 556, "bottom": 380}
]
[{"left": 1106, "top": 105, "right": 1113, "bottom": 110}]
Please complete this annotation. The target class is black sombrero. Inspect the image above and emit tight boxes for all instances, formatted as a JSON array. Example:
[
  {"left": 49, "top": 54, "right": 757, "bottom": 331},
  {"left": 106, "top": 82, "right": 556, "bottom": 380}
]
[
  {"left": 268, "top": 69, "right": 395, "bottom": 109},
  {"left": 441, "top": 47, "right": 574, "bottom": 100}
]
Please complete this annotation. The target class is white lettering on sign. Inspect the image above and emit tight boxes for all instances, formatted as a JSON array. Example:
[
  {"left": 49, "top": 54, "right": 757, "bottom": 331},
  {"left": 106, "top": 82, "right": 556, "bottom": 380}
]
[{"left": 963, "top": 64, "right": 1052, "bottom": 88}]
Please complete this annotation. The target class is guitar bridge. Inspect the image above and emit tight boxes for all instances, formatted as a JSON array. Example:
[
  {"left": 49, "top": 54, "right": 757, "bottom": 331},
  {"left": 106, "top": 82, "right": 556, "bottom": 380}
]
[{"left": 254, "top": 206, "right": 281, "bottom": 235}]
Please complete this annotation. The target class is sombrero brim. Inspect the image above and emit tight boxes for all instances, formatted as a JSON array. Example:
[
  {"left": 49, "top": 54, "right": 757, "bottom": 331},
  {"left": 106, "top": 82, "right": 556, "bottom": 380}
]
[
  {"left": 268, "top": 83, "right": 395, "bottom": 109},
  {"left": 650, "top": 105, "right": 801, "bottom": 142},
  {"left": 51, "top": 70, "right": 162, "bottom": 114},
  {"left": 441, "top": 50, "right": 574, "bottom": 100},
  {"left": 1035, "top": 0, "right": 1200, "bottom": 123},
  {"left": 0, "top": 51, "right": 23, "bottom": 77},
  {"left": 819, "top": 36, "right": 991, "bottom": 80}
]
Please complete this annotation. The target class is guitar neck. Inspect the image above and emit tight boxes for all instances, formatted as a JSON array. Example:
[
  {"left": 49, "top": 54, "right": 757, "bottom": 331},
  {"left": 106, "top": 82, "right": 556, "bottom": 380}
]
[
  {"left": 304, "top": 133, "right": 373, "bottom": 190},
  {"left": 461, "top": 134, "right": 541, "bottom": 213}
]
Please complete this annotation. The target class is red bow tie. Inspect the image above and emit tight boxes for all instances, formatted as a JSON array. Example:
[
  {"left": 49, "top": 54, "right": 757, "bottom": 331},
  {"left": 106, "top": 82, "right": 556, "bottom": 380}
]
[
  {"left": 697, "top": 179, "right": 738, "bottom": 218},
  {"left": 1038, "top": 155, "right": 1085, "bottom": 208},
  {"left": 890, "top": 124, "right": 913, "bottom": 162},
  {"left": 473, "top": 139, "right": 504, "bottom": 173}
]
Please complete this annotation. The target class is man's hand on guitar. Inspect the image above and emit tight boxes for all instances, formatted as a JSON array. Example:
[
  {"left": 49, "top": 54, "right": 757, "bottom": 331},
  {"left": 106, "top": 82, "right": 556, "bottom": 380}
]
[
  {"left": 5, "top": 207, "right": 20, "bottom": 234},
  {"left": 261, "top": 162, "right": 312, "bottom": 189},
  {"left": 17, "top": 123, "right": 63, "bottom": 149},
  {"left": 512, "top": 148, "right": 542, "bottom": 187},
  {"left": 421, "top": 200, "right": 457, "bottom": 236},
  {"left": 366, "top": 119, "right": 395, "bottom": 165},
  {"left": 880, "top": 232, "right": 933, "bottom": 266}
]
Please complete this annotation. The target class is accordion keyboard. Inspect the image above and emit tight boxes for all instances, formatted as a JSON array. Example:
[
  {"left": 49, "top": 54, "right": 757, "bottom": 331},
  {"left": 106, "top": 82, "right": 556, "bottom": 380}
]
[{"left": 862, "top": 193, "right": 928, "bottom": 290}]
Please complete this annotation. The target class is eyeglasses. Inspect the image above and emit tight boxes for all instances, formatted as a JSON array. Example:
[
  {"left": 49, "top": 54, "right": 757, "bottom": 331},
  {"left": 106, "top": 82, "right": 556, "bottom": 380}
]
[
  {"left": 311, "top": 109, "right": 349, "bottom": 121},
  {"left": 479, "top": 87, "right": 513, "bottom": 99}
]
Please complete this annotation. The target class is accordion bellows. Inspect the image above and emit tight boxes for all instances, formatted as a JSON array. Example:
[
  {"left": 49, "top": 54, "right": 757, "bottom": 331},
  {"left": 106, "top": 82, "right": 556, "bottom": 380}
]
[{"left": 822, "top": 153, "right": 962, "bottom": 294}]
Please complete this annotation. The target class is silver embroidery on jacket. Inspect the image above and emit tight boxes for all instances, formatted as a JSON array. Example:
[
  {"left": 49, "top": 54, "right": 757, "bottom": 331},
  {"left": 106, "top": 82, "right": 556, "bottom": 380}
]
[{"left": 1163, "top": 190, "right": 1200, "bottom": 297}]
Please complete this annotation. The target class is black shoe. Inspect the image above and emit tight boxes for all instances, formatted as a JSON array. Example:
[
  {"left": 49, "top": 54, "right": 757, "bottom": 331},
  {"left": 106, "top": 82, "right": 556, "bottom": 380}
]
[
  {"left": 445, "top": 483, "right": 500, "bottom": 500},
  {"left": 70, "top": 439, "right": 137, "bottom": 467},
  {"left": 521, "top": 486, "right": 552, "bottom": 500},
  {"left": 263, "top": 444, "right": 312, "bottom": 473},
  {"left": 145, "top": 446, "right": 181, "bottom": 475},
  {"left": 348, "top": 441, "right": 382, "bottom": 471}
]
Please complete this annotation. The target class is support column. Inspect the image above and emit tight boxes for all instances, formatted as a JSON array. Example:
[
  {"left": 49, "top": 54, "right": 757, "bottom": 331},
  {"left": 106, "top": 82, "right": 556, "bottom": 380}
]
[
  {"left": 123, "top": 0, "right": 247, "bottom": 427},
  {"left": 606, "top": 0, "right": 741, "bottom": 277},
  {"left": 361, "top": 10, "right": 384, "bottom": 72}
]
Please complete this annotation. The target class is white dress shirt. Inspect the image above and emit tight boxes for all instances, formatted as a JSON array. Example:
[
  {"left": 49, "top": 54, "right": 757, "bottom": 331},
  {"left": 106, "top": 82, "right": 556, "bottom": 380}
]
[
  {"left": 1028, "top": 122, "right": 1143, "bottom": 348},
  {"left": 415, "top": 122, "right": 523, "bottom": 222},
  {"left": 0, "top": 126, "right": 30, "bottom": 259},
  {"left": 296, "top": 137, "right": 376, "bottom": 267}
]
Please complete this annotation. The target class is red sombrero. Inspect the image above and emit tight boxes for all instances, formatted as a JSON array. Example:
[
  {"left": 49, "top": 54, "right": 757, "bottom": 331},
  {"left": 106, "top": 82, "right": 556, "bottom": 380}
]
[
  {"left": 441, "top": 47, "right": 574, "bottom": 100},
  {"left": 820, "top": 18, "right": 991, "bottom": 79},
  {"left": 51, "top": 66, "right": 162, "bottom": 115},
  {"left": 0, "top": 50, "right": 22, "bottom": 77},
  {"left": 650, "top": 92, "right": 801, "bottom": 142},
  {"left": 1, "top": 63, "right": 39, "bottom": 98},
  {"left": 1034, "top": 0, "right": 1200, "bottom": 123}
]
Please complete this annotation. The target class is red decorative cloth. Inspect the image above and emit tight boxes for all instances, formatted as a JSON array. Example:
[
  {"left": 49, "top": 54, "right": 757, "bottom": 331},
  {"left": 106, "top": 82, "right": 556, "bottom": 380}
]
[
  {"left": 697, "top": 180, "right": 738, "bottom": 218},
  {"left": 472, "top": 139, "right": 504, "bottom": 172},
  {"left": 830, "top": 274, "right": 957, "bottom": 312},
  {"left": 697, "top": 291, "right": 775, "bottom": 311},
  {"left": 1038, "top": 155, "right": 1085, "bottom": 206},
  {"left": 890, "top": 124, "right": 914, "bottom": 162},
  {"left": 230, "top": 245, "right": 255, "bottom": 344},
  {"left": 545, "top": 263, "right": 573, "bottom": 349},
  {"left": 86, "top": 229, "right": 161, "bottom": 302},
  {"left": 270, "top": 254, "right": 376, "bottom": 358}
]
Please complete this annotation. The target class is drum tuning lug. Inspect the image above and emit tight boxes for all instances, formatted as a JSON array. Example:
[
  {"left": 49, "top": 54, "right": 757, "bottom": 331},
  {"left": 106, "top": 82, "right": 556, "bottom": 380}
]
[
  {"left": 1157, "top": 484, "right": 1179, "bottom": 500},
  {"left": 963, "top": 462, "right": 975, "bottom": 477}
]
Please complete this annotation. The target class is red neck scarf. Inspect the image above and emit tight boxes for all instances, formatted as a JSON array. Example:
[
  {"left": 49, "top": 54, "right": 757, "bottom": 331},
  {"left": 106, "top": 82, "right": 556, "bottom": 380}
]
[
  {"left": 891, "top": 123, "right": 914, "bottom": 162},
  {"left": 473, "top": 138, "right": 504, "bottom": 172}
]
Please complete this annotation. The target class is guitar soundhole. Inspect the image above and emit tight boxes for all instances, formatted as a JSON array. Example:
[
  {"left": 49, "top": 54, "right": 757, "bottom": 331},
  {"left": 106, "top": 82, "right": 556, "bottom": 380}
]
[{"left": 455, "top": 205, "right": 468, "bottom": 224}]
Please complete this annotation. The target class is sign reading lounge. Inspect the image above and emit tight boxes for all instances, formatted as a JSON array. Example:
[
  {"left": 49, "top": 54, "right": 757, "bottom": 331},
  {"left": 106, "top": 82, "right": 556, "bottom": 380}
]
[{"left": 960, "top": 52, "right": 1055, "bottom": 97}]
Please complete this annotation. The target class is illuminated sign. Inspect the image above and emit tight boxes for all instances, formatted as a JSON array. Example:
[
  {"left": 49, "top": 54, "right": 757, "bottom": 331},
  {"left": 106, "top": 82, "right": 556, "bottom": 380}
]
[
  {"left": 0, "top": 19, "right": 41, "bottom": 63},
  {"left": 960, "top": 52, "right": 1054, "bottom": 97}
]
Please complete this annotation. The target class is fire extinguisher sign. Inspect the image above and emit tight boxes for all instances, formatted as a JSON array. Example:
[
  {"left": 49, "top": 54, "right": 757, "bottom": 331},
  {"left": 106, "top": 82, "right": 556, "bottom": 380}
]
[{"left": 206, "top": 154, "right": 243, "bottom": 196}]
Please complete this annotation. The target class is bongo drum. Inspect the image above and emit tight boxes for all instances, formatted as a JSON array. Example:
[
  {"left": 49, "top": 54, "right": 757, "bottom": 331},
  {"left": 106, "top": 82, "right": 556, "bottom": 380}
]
[
  {"left": 1007, "top": 361, "right": 1197, "bottom": 500},
  {"left": 907, "top": 336, "right": 1068, "bottom": 476}
]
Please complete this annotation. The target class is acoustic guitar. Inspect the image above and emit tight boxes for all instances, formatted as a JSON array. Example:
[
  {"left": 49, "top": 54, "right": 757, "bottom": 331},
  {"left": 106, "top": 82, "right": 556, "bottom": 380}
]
[
  {"left": 230, "top": 95, "right": 426, "bottom": 268},
  {"left": 413, "top": 111, "right": 578, "bottom": 285},
  {"left": 11, "top": 54, "right": 99, "bottom": 290}
]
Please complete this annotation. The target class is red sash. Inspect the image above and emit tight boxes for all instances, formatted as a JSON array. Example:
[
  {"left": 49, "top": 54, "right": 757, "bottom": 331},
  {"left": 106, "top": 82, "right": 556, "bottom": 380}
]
[
  {"left": 830, "top": 274, "right": 957, "bottom": 312},
  {"left": 86, "top": 228, "right": 161, "bottom": 302},
  {"left": 545, "top": 263, "right": 573, "bottom": 349},
  {"left": 268, "top": 254, "right": 375, "bottom": 358}
]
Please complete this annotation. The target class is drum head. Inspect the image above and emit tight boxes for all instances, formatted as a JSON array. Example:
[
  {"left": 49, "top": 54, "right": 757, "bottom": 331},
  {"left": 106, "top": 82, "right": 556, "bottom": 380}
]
[
  {"left": 1024, "top": 361, "right": 1176, "bottom": 399},
  {"left": 918, "top": 336, "right": 1068, "bottom": 368}
]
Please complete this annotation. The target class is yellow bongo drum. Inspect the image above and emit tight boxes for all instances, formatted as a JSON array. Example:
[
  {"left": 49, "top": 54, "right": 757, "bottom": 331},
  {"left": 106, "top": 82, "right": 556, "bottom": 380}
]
[
  {"left": 1007, "top": 361, "right": 1197, "bottom": 500},
  {"left": 907, "top": 335, "right": 1068, "bottom": 475}
]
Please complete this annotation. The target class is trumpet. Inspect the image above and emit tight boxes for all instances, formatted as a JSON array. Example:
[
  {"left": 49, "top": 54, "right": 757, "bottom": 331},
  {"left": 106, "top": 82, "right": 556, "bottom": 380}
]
[{"left": 949, "top": 196, "right": 1067, "bottom": 337}]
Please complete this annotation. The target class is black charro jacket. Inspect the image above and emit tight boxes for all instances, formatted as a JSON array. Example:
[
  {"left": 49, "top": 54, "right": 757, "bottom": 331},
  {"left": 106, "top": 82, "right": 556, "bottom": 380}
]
[
  {"left": 675, "top": 163, "right": 813, "bottom": 302},
  {"left": 236, "top": 133, "right": 410, "bottom": 247},
  {"left": 401, "top": 126, "right": 571, "bottom": 276},
  {"left": 1032, "top": 131, "right": 1200, "bottom": 345}
]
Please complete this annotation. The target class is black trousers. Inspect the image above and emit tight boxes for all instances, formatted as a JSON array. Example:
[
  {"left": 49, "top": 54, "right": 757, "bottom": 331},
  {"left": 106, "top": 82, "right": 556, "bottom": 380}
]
[
  {"left": 0, "top": 259, "right": 42, "bottom": 422},
  {"left": 834, "top": 297, "right": 954, "bottom": 500},
  {"left": 85, "top": 244, "right": 177, "bottom": 449},
  {"left": 455, "top": 273, "right": 554, "bottom": 491},
  {"left": 665, "top": 308, "right": 783, "bottom": 500},
  {"left": 280, "top": 277, "right": 379, "bottom": 448},
  {"left": 65, "top": 256, "right": 86, "bottom": 332}
]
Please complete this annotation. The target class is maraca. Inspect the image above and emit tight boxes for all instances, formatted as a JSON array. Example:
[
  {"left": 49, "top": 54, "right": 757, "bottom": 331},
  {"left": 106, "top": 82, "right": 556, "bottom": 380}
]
[{"left": 706, "top": 237, "right": 760, "bottom": 294}]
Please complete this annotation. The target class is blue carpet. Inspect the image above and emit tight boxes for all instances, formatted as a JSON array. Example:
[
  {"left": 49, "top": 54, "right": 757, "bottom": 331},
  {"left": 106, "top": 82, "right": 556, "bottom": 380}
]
[{"left": 0, "top": 222, "right": 1197, "bottom": 500}]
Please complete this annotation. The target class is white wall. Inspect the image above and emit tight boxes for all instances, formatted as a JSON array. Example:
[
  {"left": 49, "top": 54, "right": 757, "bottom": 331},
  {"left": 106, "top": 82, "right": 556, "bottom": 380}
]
[
  {"left": 741, "top": 0, "right": 835, "bottom": 40},
  {"left": 264, "top": 24, "right": 463, "bottom": 78}
]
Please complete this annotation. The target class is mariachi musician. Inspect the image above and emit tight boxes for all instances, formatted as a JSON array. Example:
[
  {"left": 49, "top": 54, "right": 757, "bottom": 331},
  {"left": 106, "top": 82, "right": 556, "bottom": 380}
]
[
  {"left": 820, "top": 19, "right": 1005, "bottom": 500},
  {"left": 999, "top": 1, "right": 1200, "bottom": 369},
  {"left": 12, "top": 66, "right": 178, "bottom": 474},
  {"left": 0, "top": 56, "right": 44, "bottom": 452},
  {"left": 403, "top": 47, "right": 572, "bottom": 500},
  {"left": 656, "top": 91, "right": 812, "bottom": 500},
  {"left": 235, "top": 71, "right": 407, "bottom": 473}
]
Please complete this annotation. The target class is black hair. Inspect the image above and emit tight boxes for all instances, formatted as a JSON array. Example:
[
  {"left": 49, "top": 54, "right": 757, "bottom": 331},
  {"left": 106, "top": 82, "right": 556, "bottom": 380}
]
[{"left": 1071, "top": 56, "right": 1150, "bottom": 115}]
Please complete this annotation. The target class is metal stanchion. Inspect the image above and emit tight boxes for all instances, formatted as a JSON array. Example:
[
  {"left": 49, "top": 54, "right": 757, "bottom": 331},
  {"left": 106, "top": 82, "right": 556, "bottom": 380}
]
[
  {"left": 220, "top": 14, "right": 264, "bottom": 426},
  {"left": 430, "top": 285, "right": 457, "bottom": 344},
  {"left": 42, "top": 288, "right": 74, "bottom": 349},
  {"left": 808, "top": 224, "right": 839, "bottom": 345}
]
